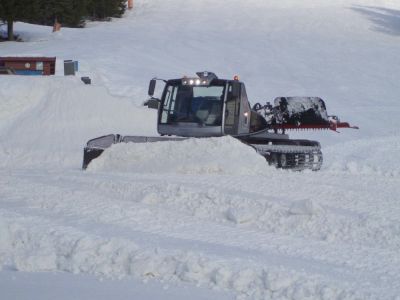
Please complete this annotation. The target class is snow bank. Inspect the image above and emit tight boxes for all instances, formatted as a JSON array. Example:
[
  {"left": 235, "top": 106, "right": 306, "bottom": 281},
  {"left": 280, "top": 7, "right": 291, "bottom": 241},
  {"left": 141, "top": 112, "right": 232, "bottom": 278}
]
[{"left": 88, "top": 136, "right": 272, "bottom": 175}]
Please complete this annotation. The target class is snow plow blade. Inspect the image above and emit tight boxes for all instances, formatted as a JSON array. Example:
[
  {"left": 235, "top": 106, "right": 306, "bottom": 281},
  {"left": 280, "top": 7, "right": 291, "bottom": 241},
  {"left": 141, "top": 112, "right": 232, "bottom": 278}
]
[
  {"left": 82, "top": 134, "right": 186, "bottom": 169},
  {"left": 83, "top": 134, "right": 120, "bottom": 170}
]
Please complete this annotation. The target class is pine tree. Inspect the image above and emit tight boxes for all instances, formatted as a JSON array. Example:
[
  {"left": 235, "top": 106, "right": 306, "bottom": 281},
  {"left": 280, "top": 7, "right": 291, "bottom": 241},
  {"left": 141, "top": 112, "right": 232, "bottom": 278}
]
[
  {"left": 0, "top": 0, "right": 45, "bottom": 40},
  {"left": 0, "top": 0, "right": 127, "bottom": 40},
  {"left": 0, "top": 0, "right": 28, "bottom": 41},
  {"left": 36, "top": 0, "right": 87, "bottom": 27},
  {"left": 86, "top": 0, "right": 126, "bottom": 21}
]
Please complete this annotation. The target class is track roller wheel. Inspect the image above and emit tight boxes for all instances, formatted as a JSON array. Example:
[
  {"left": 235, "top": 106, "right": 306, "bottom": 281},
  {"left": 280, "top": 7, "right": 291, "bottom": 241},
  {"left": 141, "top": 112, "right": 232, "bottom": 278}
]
[{"left": 278, "top": 153, "right": 287, "bottom": 168}]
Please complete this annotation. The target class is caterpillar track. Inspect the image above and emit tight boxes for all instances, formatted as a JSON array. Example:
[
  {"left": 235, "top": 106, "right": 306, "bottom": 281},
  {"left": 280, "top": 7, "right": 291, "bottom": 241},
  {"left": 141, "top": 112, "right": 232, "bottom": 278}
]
[{"left": 254, "top": 145, "right": 323, "bottom": 171}]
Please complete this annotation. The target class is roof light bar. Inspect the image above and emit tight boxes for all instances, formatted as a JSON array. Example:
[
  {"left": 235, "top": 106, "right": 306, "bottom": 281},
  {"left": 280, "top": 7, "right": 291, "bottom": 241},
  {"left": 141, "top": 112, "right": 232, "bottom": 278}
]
[{"left": 182, "top": 71, "right": 218, "bottom": 86}]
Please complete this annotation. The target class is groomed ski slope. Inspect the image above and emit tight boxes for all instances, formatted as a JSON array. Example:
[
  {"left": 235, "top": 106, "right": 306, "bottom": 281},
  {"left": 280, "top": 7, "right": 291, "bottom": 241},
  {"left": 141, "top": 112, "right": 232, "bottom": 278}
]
[{"left": 1, "top": 0, "right": 400, "bottom": 299}]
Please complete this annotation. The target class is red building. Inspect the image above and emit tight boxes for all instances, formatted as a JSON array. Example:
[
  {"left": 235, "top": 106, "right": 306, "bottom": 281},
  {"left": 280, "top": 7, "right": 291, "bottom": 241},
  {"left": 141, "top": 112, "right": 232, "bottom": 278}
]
[{"left": 0, "top": 57, "right": 56, "bottom": 75}]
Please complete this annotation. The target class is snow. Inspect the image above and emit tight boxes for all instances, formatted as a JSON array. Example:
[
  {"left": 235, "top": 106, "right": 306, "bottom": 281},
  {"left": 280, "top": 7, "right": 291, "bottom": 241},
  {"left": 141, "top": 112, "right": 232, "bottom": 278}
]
[
  {"left": 0, "top": 76, "right": 156, "bottom": 168},
  {"left": 0, "top": 269, "right": 230, "bottom": 300},
  {"left": 88, "top": 136, "right": 272, "bottom": 175},
  {"left": 1, "top": 0, "right": 400, "bottom": 299}
]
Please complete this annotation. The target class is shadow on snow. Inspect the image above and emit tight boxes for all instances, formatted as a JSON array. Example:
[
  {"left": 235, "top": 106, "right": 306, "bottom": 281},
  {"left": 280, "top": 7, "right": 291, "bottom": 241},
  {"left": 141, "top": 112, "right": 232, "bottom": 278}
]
[{"left": 351, "top": 6, "right": 400, "bottom": 36}]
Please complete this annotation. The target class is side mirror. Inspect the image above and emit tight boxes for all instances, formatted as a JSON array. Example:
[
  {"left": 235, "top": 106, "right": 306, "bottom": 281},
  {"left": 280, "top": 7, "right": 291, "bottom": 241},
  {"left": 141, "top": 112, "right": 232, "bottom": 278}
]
[
  {"left": 148, "top": 79, "right": 156, "bottom": 96},
  {"left": 145, "top": 98, "right": 160, "bottom": 110}
]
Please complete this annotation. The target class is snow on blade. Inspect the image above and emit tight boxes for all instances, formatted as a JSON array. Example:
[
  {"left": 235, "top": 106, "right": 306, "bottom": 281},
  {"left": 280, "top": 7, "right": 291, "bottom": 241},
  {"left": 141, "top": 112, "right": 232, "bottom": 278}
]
[{"left": 88, "top": 136, "right": 272, "bottom": 175}]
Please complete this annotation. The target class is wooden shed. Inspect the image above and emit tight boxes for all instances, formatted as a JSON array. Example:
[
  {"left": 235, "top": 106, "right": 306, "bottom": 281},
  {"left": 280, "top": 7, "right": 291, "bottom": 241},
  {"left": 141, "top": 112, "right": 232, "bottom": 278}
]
[{"left": 0, "top": 57, "right": 56, "bottom": 75}]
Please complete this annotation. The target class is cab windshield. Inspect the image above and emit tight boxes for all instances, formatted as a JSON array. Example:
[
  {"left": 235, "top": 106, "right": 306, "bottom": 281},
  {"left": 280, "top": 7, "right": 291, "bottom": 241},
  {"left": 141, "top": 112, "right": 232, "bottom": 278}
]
[{"left": 160, "top": 83, "right": 225, "bottom": 126}]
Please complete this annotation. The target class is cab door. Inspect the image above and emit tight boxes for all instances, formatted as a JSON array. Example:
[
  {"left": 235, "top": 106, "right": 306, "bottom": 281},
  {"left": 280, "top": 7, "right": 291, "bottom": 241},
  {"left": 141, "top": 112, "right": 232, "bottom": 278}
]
[{"left": 223, "top": 82, "right": 250, "bottom": 135}]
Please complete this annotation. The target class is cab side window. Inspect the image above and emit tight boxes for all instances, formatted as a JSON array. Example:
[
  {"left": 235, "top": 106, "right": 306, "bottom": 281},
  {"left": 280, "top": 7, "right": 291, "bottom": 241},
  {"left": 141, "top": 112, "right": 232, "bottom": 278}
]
[{"left": 224, "top": 83, "right": 240, "bottom": 135}]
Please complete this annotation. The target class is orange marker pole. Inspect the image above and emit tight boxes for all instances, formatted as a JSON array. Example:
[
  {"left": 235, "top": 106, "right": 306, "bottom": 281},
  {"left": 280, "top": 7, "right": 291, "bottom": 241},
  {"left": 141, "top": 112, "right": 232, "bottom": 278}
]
[
  {"left": 53, "top": 18, "right": 61, "bottom": 32},
  {"left": 128, "top": 0, "right": 134, "bottom": 9}
]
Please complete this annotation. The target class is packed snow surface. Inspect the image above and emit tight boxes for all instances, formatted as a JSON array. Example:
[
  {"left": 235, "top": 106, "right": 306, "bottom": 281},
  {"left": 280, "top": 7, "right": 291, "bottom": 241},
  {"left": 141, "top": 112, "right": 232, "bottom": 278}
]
[{"left": 1, "top": 0, "right": 400, "bottom": 299}]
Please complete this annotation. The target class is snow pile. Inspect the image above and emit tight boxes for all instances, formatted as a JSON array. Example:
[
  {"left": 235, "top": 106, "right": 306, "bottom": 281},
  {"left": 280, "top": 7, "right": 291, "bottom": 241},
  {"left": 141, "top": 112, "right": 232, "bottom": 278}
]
[
  {"left": 0, "top": 211, "right": 365, "bottom": 300},
  {"left": 88, "top": 136, "right": 272, "bottom": 175},
  {"left": 0, "top": 76, "right": 156, "bottom": 169},
  {"left": 134, "top": 180, "right": 400, "bottom": 249},
  {"left": 0, "top": 77, "right": 48, "bottom": 126},
  {"left": 288, "top": 199, "right": 325, "bottom": 216}
]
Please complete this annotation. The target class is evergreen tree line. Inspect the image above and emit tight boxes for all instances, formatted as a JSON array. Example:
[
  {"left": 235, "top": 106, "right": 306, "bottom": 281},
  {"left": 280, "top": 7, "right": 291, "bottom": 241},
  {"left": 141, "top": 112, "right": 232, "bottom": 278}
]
[{"left": 0, "top": 0, "right": 126, "bottom": 41}]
